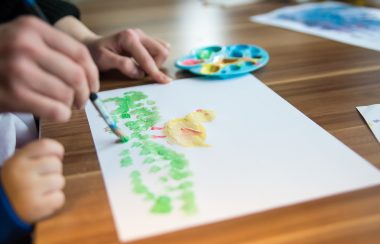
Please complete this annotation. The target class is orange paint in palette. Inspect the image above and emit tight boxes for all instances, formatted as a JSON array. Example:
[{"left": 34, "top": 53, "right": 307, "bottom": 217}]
[{"left": 175, "top": 44, "right": 269, "bottom": 78}]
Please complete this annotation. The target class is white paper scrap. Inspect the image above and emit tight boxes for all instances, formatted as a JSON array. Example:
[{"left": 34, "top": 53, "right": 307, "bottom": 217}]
[{"left": 357, "top": 104, "right": 380, "bottom": 143}]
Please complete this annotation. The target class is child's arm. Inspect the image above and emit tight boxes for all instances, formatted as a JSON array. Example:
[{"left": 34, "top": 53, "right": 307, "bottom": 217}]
[
  {"left": 0, "top": 177, "right": 32, "bottom": 243},
  {"left": 54, "top": 16, "right": 171, "bottom": 83},
  {"left": 0, "top": 139, "right": 65, "bottom": 243}
]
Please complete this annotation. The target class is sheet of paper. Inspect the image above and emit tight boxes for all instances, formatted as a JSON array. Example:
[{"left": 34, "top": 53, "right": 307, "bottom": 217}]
[
  {"left": 357, "top": 104, "right": 380, "bottom": 143},
  {"left": 251, "top": 1, "right": 380, "bottom": 52},
  {"left": 85, "top": 75, "right": 380, "bottom": 242},
  {"left": 203, "top": 0, "right": 261, "bottom": 7}
]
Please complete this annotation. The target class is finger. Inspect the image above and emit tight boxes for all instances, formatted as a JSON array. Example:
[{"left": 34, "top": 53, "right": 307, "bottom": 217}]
[
  {"left": 33, "top": 156, "right": 63, "bottom": 175},
  {"left": 8, "top": 85, "right": 71, "bottom": 122},
  {"left": 142, "top": 38, "right": 169, "bottom": 68},
  {"left": 41, "top": 191, "right": 65, "bottom": 216},
  {"left": 21, "top": 58, "right": 74, "bottom": 107},
  {"left": 100, "top": 49, "right": 144, "bottom": 79},
  {"left": 21, "top": 139, "right": 64, "bottom": 160},
  {"left": 120, "top": 30, "right": 171, "bottom": 83},
  {"left": 35, "top": 43, "right": 90, "bottom": 108},
  {"left": 34, "top": 20, "right": 99, "bottom": 93},
  {"left": 155, "top": 38, "right": 171, "bottom": 49},
  {"left": 135, "top": 29, "right": 169, "bottom": 67},
  {"left": 39, "top": 174, "right": 66, "bottom": 193}
]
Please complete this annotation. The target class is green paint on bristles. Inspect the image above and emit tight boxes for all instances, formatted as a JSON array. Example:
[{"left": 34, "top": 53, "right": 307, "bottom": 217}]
[{"left": 120, "top": 136, "right": 129, "bottom": 143}]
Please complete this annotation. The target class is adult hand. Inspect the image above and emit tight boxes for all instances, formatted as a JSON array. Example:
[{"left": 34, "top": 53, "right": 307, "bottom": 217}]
[
  {"left": 85, "top": 29, "right": 171, "bottom": 83},
  {"left": 1, "top": 139, "right": 65, "bottom": 223},
  {"left": 0, "top": 16, "right": 99, "bottom": 122}
]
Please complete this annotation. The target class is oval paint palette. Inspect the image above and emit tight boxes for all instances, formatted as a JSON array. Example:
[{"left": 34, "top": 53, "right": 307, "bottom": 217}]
[{"left": 175, "top": 44, "right": 269, "bottom": 78}]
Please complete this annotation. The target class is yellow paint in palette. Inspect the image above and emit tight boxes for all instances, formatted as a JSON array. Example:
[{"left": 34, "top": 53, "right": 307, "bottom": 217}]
[
  {"left": 200, "top": 64, "right": 221, "bottom": 74},
  {"left": 200, "top": 57, "right": 259, "bottom": 75},
  {"left": 164, "top": 109, "right": 215, "bottom": 147}
]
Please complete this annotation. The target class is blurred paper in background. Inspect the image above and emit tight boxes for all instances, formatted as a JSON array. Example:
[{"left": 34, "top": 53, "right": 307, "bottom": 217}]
[{"left": 202, "top": 0, "right": 262, "bottom": 7}]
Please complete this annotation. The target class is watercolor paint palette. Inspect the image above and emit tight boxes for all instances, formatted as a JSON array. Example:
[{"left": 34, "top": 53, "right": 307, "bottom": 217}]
[{"left": 176, "top": 44, "right": 269, "bottom": 77}]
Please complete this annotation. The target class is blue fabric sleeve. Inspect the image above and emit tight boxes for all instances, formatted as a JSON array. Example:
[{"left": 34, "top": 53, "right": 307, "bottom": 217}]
[{"left": 0, "top": 184, "right": 33, "bottom": 244}]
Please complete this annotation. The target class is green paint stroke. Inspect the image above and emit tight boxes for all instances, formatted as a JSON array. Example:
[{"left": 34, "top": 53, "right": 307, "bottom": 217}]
[
  {"left": 105, "top": 91, "right": 197, "bottom": 215},
  {"left": 143, "top": 157, "right": 155, "bottom": 164},
  {"left": 160, "top": 176, "right": 168, "bottom": 183},
  {"left": 121, "top": 157, "right": 132, "bottom": 167},
  {"left": 149, "top": 165, "right": 161, "bottom": 173},
  {"left": 120, "top": 149, "right": 132, "bottom": 167},
  {"left": 130, "top": 171, "right": 155, "bottom": 200},
  {"left": 180, "top": 191, "right": 197, "bottom": 214},
  {"left": 151, "top": 196, "right": 172, "bottom": 214}
]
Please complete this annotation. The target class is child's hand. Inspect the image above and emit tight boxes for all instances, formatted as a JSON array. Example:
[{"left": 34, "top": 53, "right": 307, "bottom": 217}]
[
  {"left": 1, "top": 139, "right": 65, "bottom": 224},
  {"left": 85, "top": 29, "right": 171, "bottom": 83}
]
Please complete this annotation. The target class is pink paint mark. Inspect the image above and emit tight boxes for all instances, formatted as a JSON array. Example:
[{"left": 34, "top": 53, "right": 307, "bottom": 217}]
[
  {"left": 182, "top": 59, "right": 201, "bottom": 66},
  {"left": 151, "top": 135, "right": 166, "bottom": 139},
  {"left": 181, "top": 127, "right": 201, "bottom": 135},
  {"left": 151, "top": 126, "right": 164, "bottom": 130},
  {"left": 196, "top": 109, "right": 203, "bottom": 112}
]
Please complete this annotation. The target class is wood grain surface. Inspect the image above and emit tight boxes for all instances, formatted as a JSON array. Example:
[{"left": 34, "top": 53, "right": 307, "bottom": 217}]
[{"left": 36, "top": 1, "right": 380, "bottom": 243}]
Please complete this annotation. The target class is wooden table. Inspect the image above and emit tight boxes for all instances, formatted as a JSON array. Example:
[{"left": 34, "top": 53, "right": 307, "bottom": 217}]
[{"left": 36, "top": 0, "right": 380, "bottom": 243}]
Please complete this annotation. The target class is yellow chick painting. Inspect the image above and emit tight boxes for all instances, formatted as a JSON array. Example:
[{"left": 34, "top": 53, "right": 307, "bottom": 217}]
[{"left": 151, "top": 109, "right": 215, "bottom": 147}]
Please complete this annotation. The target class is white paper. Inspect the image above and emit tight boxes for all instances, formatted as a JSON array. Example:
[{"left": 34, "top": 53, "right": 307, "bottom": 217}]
[
  {"left": 357, "top": 104, "right": 380, "bottom": 143},
  {"left": 204, "top": 0, "right": 261, "bottom": 7},
  {"left": 85, "top": 75, "right": 380, "bottom": 242},
  {"left": 251, "top": 2, "right": 380, "bottom": 52}
]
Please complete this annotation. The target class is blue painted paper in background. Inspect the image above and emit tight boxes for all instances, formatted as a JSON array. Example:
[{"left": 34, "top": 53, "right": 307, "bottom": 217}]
[
  {"left": 276, "top": 2, "right": 380, "bottom": 33},
  {"left": 251, "top": 2, "right": 380, "bottom": 51}
]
